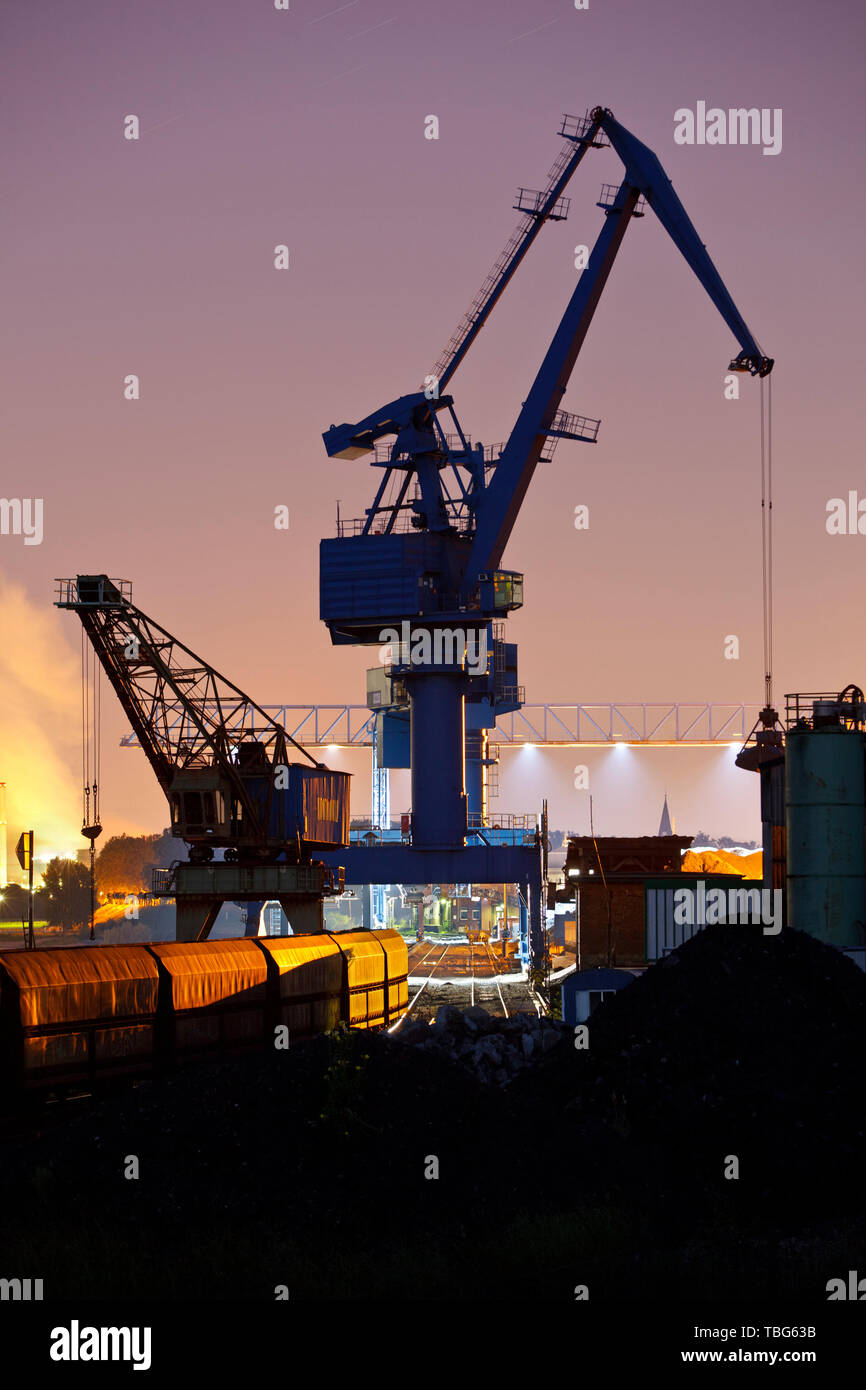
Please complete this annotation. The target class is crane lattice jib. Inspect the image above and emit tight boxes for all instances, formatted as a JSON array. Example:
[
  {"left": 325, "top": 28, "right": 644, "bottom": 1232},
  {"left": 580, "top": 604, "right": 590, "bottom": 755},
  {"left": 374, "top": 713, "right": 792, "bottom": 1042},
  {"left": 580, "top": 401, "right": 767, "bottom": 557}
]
[
  {"left": 55, "top": 576, "right": 321, "bottom": 840},
  {"left": 427, "top": 110, "right": 605, "bottom": 393}
]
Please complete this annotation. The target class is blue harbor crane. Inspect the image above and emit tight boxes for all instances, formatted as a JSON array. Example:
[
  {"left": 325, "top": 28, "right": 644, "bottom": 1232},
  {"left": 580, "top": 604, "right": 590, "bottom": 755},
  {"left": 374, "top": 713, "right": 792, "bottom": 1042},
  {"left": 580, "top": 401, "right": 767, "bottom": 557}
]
[{"left": 320, "top": 105, "right": 773, "bottom": 971}]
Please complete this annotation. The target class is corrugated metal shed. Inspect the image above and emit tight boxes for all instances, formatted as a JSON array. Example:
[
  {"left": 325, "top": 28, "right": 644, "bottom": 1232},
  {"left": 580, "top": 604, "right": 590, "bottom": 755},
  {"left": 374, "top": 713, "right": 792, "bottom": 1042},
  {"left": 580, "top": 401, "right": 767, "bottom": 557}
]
[
  {"left": 301, "top": 768, "right": 351, "bottom": 846},
  {"left": 646, "top": 888, "right": 703, "bottom": 961},
  {"left": 645, "top": 874, "right": 749, "bottom": 961}
]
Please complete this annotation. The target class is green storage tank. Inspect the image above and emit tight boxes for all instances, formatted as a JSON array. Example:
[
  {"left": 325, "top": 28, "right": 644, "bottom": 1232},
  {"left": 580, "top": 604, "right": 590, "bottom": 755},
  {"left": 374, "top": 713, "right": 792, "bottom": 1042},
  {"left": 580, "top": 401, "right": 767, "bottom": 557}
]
[{"left": 786, "top": 703, "right": 866, "bottom": 949}]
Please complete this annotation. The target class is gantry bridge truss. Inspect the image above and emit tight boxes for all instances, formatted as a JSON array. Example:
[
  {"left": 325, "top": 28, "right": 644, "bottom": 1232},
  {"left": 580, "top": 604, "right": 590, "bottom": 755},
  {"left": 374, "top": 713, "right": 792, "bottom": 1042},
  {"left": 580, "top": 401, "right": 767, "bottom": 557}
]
[{"left": 120, "top": 702, "right": 762, "bottom": 750}]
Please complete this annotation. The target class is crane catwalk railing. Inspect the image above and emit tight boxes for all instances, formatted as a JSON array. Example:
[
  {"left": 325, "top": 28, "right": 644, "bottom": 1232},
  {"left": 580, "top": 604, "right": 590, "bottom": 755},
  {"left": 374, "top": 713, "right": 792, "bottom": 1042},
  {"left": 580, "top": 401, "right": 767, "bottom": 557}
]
[{"left": 120, "top": 703, "right": 762, "bottom": 750}]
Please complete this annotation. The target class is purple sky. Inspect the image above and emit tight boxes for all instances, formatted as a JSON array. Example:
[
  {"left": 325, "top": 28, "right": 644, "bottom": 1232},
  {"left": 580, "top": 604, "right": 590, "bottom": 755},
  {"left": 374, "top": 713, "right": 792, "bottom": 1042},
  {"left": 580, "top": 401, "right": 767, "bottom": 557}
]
[{"left": 2, "top": 0, "right": 865, "bottom": 850}]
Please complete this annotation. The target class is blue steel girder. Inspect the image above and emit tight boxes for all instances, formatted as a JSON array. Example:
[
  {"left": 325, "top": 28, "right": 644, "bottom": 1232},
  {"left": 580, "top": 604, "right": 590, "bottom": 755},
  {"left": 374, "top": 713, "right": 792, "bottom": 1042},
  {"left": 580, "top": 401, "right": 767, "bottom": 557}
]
[
  {"left": 595, "top": 110, "right": 772, "bottom": 378},
  {"left": 463, "top": 180, "right": 640, "bottom": 588},
  {"left": 319, "top": 843, "right": 546, "bottom": 965},
  {"left": 319, "top": 843, "right": 542, "bottom": 882}
]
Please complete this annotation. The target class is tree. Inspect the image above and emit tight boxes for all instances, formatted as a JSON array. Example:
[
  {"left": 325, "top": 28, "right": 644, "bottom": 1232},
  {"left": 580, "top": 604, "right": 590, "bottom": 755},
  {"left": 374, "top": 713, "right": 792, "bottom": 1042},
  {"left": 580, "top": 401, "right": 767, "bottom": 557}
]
[
  {"left": 96, "top": 831, "right": 185, "bottom": 894},
  {"left": 41, "top": 858, "right": 91, "bottom": 930}
]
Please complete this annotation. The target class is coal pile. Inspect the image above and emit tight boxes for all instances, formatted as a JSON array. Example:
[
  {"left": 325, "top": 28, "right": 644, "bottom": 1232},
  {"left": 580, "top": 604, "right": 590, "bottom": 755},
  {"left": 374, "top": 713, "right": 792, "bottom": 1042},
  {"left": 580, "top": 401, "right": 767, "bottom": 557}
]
[{"left": 530, "top": 925, "right": 866, "bottom": 1226}]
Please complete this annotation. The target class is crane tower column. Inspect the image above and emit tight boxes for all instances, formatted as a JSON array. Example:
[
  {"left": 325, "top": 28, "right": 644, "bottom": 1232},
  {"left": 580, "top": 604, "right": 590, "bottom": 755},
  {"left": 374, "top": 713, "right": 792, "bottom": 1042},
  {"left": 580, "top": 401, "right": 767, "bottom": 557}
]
[{"left": 404, "top": 663, "right": 467, "bottom": 848}]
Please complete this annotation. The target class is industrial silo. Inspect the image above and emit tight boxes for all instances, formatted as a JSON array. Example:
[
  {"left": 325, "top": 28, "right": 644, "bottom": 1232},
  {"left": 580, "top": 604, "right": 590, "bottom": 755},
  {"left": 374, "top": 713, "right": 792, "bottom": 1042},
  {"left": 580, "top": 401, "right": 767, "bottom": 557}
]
[{"left": 785, "top": 689, "right": 866, "bottom": 950}]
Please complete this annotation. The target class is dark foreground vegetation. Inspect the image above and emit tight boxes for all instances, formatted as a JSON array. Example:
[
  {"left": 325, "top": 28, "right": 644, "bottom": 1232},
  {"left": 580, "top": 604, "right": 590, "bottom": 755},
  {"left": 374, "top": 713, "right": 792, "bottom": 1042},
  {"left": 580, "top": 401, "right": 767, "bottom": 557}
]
[{"left": 1, "top": 926, "right": 863, "bottom": 1301}]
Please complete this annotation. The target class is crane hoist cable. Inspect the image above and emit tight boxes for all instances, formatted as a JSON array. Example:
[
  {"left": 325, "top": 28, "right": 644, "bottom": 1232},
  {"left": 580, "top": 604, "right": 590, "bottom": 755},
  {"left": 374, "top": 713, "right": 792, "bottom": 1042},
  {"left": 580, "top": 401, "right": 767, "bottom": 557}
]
[
  {"left": 760, "top": 373, "right": 775, "bottom": 709},
  {"left": 80, "top": 628, "right": 103, "bottom": 939},
  {"left": 588, "top": 794, "right": 608, "bottom": 890},
  {"left": 80, "top": 627, "right": 88, "bottom": 824},
  {"left": 80, "top": 629, "right": 102, "bottom": 831}
]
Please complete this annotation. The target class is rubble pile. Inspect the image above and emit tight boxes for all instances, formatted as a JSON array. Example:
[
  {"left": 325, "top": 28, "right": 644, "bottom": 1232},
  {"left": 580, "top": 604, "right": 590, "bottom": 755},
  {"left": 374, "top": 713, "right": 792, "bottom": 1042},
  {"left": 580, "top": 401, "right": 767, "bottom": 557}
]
[{"left": 394, "top": 1003, "right": 571, "bottom": 1083}]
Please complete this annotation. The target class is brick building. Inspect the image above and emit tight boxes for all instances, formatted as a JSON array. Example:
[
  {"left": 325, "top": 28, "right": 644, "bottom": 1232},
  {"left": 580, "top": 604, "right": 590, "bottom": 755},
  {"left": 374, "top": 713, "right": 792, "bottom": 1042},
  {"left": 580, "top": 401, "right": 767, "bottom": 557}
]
[{"left": 556, "top": 834, "right": 739, "bottom": 968}]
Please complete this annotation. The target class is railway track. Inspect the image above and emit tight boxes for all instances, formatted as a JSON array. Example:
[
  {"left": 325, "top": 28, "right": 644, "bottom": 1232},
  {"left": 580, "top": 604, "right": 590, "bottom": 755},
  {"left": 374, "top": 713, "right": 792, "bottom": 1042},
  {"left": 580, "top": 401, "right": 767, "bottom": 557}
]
[
  {"left": 469, "top": 940, "right": 509, "bottom": 1016},
  {"left": 398, "top": 937, "right": 544, "bottom": 1024},
  {"left": 393, "top": 940, "right": 452, "bottom": 1027},
  {"left": 470, "top": 940, "right": 544, "bottom": 1018}
]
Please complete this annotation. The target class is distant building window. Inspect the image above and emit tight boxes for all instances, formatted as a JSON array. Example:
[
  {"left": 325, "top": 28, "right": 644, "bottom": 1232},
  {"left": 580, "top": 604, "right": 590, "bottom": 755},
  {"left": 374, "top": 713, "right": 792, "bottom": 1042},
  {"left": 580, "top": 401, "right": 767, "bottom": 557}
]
[{"left": 460, "top": 909, "right": 468, "bottom": 919}]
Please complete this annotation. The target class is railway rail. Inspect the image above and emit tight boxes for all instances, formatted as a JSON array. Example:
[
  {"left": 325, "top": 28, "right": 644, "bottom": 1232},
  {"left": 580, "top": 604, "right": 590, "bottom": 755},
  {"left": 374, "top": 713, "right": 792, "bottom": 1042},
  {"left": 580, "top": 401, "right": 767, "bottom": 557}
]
[
  {"left": 399, "top": 939, "right": 452, "bottom": 1021},
  {"left": 399, "top": 937, "right": 545, "bottom": 1023}
]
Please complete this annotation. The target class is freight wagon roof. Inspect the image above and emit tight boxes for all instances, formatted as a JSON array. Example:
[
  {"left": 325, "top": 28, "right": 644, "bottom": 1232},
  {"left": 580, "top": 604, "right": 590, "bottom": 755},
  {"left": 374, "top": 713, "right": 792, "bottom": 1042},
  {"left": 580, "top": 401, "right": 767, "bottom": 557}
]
[
  {"left": 0, "top": 944, "right": 161, "bottom": 989},
  {"left": 328, "top": 928, "right": 405, "bottom": 957},
  {"left": 0, "top": 945, "right": 160, "bottom": 1025},
  {"left": 256, "top": 935, "right": 343, "bottom": 969},
  {"left": 147, "top": 939, "right": 269, "bottom": 1010},
  {"left": 327, "top": 929, "right": 407, "bottom": 983},
  {"left": 256, "top": 934, "right": 345, "bottom": 1001}
]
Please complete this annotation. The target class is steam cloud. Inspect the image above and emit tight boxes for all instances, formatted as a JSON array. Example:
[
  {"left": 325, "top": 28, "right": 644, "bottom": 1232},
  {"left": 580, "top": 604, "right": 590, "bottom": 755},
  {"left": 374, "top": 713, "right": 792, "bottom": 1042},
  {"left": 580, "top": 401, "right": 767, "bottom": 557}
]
[{"left": 0, "top": 574, "right": 83, "bottom": 870}]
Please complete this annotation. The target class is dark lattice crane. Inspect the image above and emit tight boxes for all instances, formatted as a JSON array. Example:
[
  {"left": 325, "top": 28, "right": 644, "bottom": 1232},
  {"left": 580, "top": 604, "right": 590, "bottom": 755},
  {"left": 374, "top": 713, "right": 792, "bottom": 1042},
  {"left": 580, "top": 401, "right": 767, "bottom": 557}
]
[{"left": 56, "top": 576, "right": 349, "bottom": 940}]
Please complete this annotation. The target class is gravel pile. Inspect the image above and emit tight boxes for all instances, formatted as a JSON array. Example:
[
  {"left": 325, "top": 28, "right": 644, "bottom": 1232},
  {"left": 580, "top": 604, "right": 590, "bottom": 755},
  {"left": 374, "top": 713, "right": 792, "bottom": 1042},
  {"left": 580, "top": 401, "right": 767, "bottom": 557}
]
[{"left": 394, "top": 1003, "right": 571, "bottom": 1083}]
